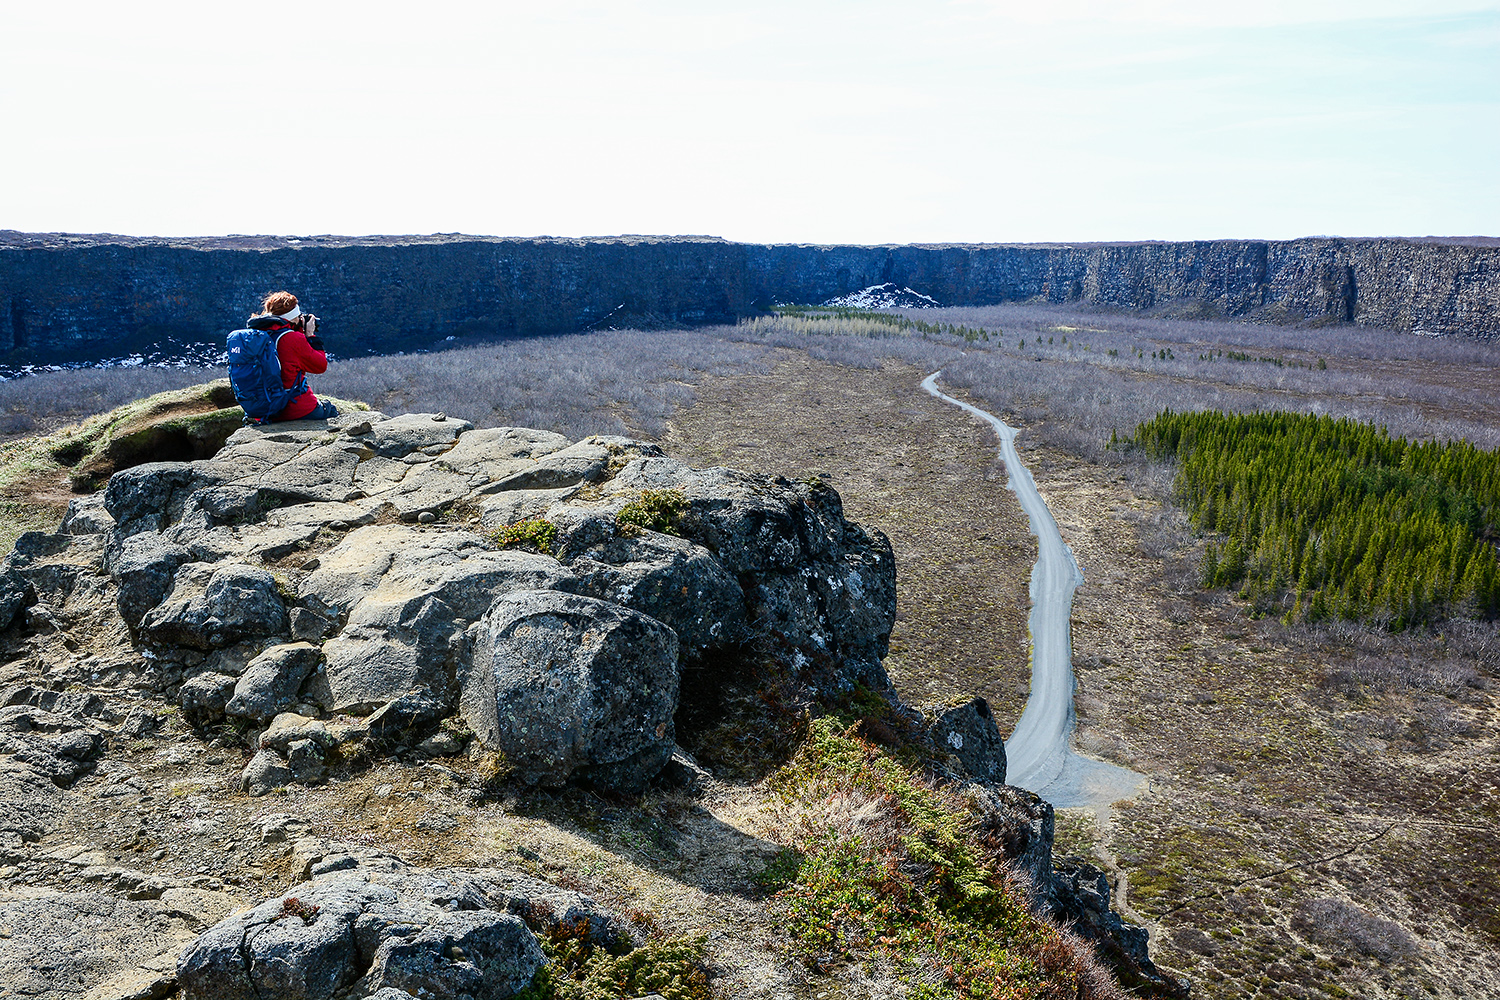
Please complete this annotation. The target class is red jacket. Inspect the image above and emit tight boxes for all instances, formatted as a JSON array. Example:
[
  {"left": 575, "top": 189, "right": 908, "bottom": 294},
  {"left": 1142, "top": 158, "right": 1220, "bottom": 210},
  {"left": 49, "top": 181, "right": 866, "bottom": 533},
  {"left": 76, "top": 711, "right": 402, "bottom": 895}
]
[{"left": 269, "top": 324, "right": 328, "bottom": 421}]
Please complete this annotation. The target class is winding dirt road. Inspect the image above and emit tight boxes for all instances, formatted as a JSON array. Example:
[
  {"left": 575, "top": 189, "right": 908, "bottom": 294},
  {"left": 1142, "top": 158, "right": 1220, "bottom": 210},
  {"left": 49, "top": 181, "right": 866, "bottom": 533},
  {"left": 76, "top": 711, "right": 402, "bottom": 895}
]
[{"left": 921, "top": 372, "right": 1145, "bottom": 810}]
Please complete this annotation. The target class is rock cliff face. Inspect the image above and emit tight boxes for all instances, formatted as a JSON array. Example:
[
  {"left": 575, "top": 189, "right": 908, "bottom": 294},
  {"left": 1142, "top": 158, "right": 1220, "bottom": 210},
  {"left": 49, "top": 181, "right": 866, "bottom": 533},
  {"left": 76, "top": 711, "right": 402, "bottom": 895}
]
[{"left": 2, "top": 232, "right": 1495, "bottom": 364}]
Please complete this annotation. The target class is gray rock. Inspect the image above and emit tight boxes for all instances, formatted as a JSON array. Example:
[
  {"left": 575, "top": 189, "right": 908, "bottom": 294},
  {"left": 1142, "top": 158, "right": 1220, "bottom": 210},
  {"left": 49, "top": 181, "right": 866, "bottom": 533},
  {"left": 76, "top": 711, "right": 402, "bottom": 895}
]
[
  {"left": 478, "top": 486, "right": 579, "bottom": 530},
  {"left": 357, "top": 909, "right": 542, "bottom": 998},
  {"left": 488, "top": 440, "right": 611, "bottom": 492},
  {"left": 139, "top": 562, "right": 287, "bottom": 650},
  {"left": 300, "top": 525, "right": 569, "bottom": 621},
  {"left": 76, "top": 865, "right": 173, "bottom": 900},
  {"left": 103, "top": 461, "right": 228, "bottom": 537},
  {"left": 257, "top": 813, "right": 311, "bottom": 843},
  {"left": 931, "top": 698, "right": 1007, "bottom": 784},
  {"left": 289, "top": 607, "right": 333, "bottom": 641},
  {"left": 259, "top": 714, "right": 335, "bottom": 754},
  {"left": 176, "top": 869, "right": 545, "bottom": 1000},
  {"left": 460, "top": 590, "right": 679, "bottom": 792},
  {"left": 383, "top": 464, "right": 476, "bottom": 520},
  {"left": 0, "top": 890, "right": 207, "bottom": 1000},
  {"left": 1053, "top": 857, "right": 1184, "bottom": 996},
  {"left": 179, "top": 672, "right": 238, "bottom": 728},
  {"left": 252, "top": 444, "right": 362, "bottom": 504},
  {"left": 353, "top": 455, "right": 411, "bottom": 494},
  {"left": 225, "top": 643, "right": 322, "bottom": 725},
  {"left": 0, "top": 685, "right": 113, "bottom": 722},
  {"left": 311, "top": 597, "right": 462, "bottom": 716},
  {"left": 0, "top": 760, "right": 64, "bottom": 845},
  {"left": 366, "top": 412, "right": 473, "bottom": 458},
  {"left": 265, "top": 500, "right": 381, "bottom": 531},
  {"left": 601, "top": 459, "right": 897, "bottom": 681},
  {"left": 302, "top": 529, "right": 572, "bottom": 714},
  {"left": 105, "top": 533, "right": 192, "bottom": 629},
  {"left": 366, "top": 687, "right": 449, "bottom": 743},
  {"left": 59, "top": 492, "right": 116, "bottom": 535},
  {"left": 964, "top": 782, "right": 1053, "bottom": 901},
  {"left": 0, "top": 707, "right": 105, "bottom": 787},
  {"left": 655, "top": 746, "right": 712, "bottom": 791},
  {"left": 0, "top": 568, "right": 29, "bottom": 633},
  {"left": 286, "top": 739, "right": 327, "bottom": 784},
  {"left": 559, "top": 530, "right": 748, "bottom": 654},
  {"left": 174, "top": 484, "right": 275, "bottom": 530},
  {"left": 437, "top": 424, "right": 570, "bottom": 470},
  {"left": 241, "top": 748, "right": 293, "bottom": 797},
  {"left": 417, "top": 728, "right": 468, "bottom": 756}
]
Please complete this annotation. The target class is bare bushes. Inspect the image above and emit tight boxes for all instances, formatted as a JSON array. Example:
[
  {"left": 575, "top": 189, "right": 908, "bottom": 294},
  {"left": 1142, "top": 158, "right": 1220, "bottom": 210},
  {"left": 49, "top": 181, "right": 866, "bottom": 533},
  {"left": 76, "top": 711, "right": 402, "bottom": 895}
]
[
  {"left": 1326, "top": 655, "right": 1483, "bottom": 699},
  {"left": 1300, "top": 618, "right": 1497, "bottom": 695},
  {"left": 318, "top": 331, "right": 773, "bottom": 438},
  {"left": 724, "top": 314, "right": 966, "bottom": 372},
  {"left": 0, "top": 365, "right": 229, "bottom": 438},
  {"left": 0, "top": 331, "right": 777, "bottom": 444},
  {"left": 1290, "top": 898, "right": 1418, "bottom": 960}
]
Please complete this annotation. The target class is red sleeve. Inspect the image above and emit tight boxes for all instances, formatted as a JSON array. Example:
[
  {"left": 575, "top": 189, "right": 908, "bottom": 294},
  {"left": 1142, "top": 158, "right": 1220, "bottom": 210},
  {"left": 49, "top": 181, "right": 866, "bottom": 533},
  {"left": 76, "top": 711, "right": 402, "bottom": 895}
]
[{"left": 277, "top": 329, "right": 328, "bottom": 378}]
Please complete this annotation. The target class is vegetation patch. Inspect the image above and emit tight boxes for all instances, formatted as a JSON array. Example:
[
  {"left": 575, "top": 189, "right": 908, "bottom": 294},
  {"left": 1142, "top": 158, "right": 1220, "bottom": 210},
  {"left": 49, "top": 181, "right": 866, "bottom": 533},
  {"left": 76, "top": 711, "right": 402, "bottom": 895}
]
[
  {"left": 516, "top": 919, "right": 711, "bottom": 1000},
  {"left": 1126, "top": 409, "right": 1500, "bottom": 627},
  {"left": 767, "top": 717, "right": 1118, "bottom": 999},
  {"left": 616, "top": 488, "right": 688, "bottom": 535},
  {"left": 493, "top": 518, "right": 560, "bottom": 555}
]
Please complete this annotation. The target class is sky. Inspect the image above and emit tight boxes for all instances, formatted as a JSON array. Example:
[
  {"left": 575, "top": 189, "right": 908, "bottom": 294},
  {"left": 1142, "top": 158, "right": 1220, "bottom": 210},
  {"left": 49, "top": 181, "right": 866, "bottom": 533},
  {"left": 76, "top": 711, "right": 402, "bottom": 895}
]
[{"left": 3, "top": 0, "right": 1497, "bottom": 244}]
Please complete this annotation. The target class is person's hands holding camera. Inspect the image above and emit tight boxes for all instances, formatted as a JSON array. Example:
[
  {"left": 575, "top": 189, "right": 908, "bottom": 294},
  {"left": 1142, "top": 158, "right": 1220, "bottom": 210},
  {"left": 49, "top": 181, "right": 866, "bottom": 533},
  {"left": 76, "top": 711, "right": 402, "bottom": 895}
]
[{"left": 301, "top": 314, "right": 324, "bottom": 351}]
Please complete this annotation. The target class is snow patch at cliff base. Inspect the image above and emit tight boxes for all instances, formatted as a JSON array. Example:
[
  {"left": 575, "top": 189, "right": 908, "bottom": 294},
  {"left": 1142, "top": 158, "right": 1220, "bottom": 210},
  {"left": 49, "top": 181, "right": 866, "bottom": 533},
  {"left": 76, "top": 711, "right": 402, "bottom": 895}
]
[{"left": 823, "top": 283, "right": 941, "bottom": 309}]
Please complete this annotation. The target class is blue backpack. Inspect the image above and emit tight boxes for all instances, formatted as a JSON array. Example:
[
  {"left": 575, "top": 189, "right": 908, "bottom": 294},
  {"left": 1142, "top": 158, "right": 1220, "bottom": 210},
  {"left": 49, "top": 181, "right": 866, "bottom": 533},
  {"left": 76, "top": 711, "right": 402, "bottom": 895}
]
[{"left": 226, "top": 328, "right": 308, "bottom": 423}]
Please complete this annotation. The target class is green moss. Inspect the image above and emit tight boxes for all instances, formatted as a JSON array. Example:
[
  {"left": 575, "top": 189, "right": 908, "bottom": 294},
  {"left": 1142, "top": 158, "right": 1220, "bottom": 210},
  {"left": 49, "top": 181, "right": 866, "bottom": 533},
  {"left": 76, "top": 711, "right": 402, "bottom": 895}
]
[
  {"left": 616, "top": 489, "right": 687, "bottom": 535},
  {"left": 492, "top": 519, "right": 559, "bottom": 555}
]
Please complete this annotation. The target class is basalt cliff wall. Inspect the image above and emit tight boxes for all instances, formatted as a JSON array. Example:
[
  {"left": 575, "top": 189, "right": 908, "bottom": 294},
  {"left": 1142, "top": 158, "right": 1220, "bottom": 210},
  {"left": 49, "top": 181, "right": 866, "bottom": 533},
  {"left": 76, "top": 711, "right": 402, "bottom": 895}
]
[{"left": 2, "top": 232, "right": 1496, "bottom": 363}]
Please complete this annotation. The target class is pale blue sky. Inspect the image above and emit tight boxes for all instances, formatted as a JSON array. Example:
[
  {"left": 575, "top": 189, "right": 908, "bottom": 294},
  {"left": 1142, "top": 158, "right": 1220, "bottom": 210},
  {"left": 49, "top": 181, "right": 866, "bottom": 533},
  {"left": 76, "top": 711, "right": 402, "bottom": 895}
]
[{"left": 4, "top": 0, "right": 1496, "bottom": 243}]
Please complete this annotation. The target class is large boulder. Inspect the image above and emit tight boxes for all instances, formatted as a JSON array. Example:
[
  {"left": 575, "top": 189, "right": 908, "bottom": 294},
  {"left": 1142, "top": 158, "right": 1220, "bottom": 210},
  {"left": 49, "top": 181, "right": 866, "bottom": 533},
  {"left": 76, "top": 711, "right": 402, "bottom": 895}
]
[
  {"left": 558, "top": 529, "right": 748, "bottom": 654},
  {"left": 0, "top": 567, "right": 29, "bottom": 633},
  {"left": 460, "top": 590, "right": 680, "bottom": 792},
  {"left": 601, "top": 456, "right": 898, "bottom": 683},
  {"left": 176, "top": 866, "right": 558, "bottom": 1000},
  {"left": 103, "top": 460, "right": 229, "bottom": 538},
  {"left": 138, "top": 562, "right": 287, "bottom": 649},
  {"left": 104, "top": 533, "right": 193, "bottom": 628},
  {"left": 226, "top": 642, "right": 323, "bottom": 724},
  {"left": 301, "top": 528, "right": 573, "bottom": 714}
]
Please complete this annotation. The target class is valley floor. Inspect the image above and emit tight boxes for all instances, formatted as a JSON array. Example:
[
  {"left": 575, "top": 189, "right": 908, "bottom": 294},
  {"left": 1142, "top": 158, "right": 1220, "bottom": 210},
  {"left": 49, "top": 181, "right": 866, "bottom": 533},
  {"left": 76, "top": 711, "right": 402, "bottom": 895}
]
[
  {"left": 2, "top": 323, "right": 1497, "bottom": 999},
  {"left": 662, "top": 352, "right": 1500, "bottom": 1000}
]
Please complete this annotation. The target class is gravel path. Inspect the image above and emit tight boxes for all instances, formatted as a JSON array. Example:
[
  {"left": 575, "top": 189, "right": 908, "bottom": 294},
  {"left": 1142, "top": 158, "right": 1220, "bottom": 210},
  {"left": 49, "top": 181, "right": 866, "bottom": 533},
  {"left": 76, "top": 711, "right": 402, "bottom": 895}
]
[{"left": 922, "top": 372, "right": 1145, "bottom": 809}]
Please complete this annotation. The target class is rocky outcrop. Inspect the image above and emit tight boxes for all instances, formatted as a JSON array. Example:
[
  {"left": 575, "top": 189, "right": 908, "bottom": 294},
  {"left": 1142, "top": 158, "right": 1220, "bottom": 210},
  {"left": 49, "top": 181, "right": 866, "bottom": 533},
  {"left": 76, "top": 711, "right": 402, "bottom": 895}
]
[
  {"left": 1, "top": 233, "right": 1495, "bottom": 367},
  {"left": 6, "top": 406, "right": 898, "bottom": 795}
]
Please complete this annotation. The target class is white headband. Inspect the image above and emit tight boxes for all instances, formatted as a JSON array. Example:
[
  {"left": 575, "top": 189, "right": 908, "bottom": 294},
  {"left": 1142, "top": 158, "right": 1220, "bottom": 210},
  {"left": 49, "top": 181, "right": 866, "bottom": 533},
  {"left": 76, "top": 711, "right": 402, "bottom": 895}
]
[{"left": 273, "top": 305, "right": 302, "bottom": 321}]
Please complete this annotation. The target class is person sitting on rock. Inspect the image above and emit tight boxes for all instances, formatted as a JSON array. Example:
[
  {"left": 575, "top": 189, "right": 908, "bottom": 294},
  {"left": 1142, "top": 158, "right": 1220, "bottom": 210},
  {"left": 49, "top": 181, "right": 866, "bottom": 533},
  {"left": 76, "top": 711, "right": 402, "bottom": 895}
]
[{"left": 247, "top": 291, "right": 339, "bottom": 421}]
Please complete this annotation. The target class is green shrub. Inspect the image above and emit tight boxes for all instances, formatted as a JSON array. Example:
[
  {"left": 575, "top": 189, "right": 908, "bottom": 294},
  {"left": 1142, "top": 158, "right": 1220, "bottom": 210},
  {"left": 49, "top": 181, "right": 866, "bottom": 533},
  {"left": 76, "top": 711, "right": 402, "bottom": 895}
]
[
  {"left": 616, "top": 489, "right": 687, "bottom": 534},
  {"left": 492, "top": 519, "right": 559, "bottom": 555}
]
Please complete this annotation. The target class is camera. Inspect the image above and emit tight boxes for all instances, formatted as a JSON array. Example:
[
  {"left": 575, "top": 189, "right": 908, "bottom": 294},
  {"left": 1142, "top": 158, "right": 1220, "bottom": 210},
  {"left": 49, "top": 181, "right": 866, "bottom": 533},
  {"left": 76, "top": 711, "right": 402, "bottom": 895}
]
[{"left": 301, "top": 314, "right": 320, "bottom": 335}]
